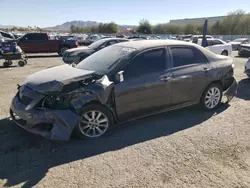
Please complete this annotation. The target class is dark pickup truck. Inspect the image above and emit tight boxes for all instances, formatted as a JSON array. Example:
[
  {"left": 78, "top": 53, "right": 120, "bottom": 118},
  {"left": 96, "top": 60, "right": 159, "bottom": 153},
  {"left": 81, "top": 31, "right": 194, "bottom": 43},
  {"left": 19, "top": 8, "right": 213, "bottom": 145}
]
[{"left": 17, "top": 33, "right": 78, "bottom": 56}]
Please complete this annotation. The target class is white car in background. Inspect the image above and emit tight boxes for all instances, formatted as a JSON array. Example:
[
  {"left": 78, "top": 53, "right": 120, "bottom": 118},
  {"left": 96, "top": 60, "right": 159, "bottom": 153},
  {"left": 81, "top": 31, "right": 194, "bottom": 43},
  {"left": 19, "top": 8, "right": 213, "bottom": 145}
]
[
  {"left": 244, "top": 58, "right": 250, "bottom": 78},
  {"left": 198, "top": 38, "right": 232, "bottom": 56}
]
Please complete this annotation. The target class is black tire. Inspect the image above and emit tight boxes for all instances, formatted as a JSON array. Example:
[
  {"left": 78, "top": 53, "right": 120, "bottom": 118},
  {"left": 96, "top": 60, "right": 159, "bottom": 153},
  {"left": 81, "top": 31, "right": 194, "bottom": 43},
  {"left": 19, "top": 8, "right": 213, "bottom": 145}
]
[
  {"left": 200, "top": 83, "right": 223, "bottom": 110},
  {"left": 58, "top": 46, "right": 69, "bottom": 56},
  {"left": 8, "top": 60, "right": 13, "bottom": 65},
  {"left": 18, "top": 60, "right": 25, "bottom": 67},
  {"left": 3, "top": 61, "right": 9, "bottom": 67},
  {"left": 221, "top": 50, "right": 228, "bottom": 56},
  {"left": 74, "top": 104, "right": 114, "bottom": 139}
]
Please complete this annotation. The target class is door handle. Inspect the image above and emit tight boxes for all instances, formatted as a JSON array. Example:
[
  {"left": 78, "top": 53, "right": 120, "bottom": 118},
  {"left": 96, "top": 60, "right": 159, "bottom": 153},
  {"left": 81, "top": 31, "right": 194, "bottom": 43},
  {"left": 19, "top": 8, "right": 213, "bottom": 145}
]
[{"left": 160, "top": 76, "right": 171, "bottom": 82}]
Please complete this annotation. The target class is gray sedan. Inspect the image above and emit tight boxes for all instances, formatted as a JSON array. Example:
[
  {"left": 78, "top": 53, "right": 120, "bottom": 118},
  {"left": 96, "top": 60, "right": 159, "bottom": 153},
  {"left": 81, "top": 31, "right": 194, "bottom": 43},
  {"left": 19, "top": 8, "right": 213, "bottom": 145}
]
[
  {"left": 10, "top": 40, "right": 237, "bottom": 141},
  {"left": 63, "top": 38, "right": 129, "bottom": 64}
]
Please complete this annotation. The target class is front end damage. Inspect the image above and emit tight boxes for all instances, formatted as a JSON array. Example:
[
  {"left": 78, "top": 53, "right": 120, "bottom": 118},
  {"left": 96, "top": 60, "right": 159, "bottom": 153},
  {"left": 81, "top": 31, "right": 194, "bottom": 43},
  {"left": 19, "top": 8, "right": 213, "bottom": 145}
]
[{"left": 10, "top": 75, "right": 114, "bottom": 141}]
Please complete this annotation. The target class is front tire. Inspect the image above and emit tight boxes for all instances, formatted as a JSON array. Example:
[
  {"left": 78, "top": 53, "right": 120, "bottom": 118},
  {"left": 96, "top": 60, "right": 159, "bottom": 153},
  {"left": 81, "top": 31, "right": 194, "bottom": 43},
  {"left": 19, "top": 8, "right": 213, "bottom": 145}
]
[
  {"left": 201, "top": 83, "right": 222, "bottom": 110},
  {"left": 75, "top": 104, "right": 114, "bottom": 139}
]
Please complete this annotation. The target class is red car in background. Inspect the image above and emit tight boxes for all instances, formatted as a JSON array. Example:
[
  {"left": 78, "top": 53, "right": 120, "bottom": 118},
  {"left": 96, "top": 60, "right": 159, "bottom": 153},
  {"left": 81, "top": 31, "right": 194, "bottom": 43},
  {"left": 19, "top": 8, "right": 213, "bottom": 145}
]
[{"left": 17, "top": 33, "right": 78, "bottom": 56}]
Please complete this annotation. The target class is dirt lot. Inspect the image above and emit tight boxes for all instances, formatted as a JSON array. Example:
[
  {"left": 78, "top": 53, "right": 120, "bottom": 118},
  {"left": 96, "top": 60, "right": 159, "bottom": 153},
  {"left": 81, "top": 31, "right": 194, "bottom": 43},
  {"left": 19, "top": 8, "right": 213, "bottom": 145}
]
[{"left": 0, "top": 52, "right": 250, "bottom": 188}]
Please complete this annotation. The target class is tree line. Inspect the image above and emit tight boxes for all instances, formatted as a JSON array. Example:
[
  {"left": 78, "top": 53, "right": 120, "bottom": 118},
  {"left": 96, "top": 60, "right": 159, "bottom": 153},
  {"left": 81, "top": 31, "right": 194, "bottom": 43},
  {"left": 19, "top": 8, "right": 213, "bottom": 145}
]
[
  {"left": 137, "top": 10, "right": 250, "bottom": 35},
  {"left": 70, "top": 22, "right": 119, "bottom": 34}
]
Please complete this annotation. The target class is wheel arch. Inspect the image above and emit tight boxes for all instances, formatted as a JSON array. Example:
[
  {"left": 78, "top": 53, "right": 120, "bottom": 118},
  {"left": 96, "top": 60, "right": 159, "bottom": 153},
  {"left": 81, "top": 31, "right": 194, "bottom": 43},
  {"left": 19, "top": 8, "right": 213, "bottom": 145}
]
[
  {"left": 199, "top": 80, "right": 223, "bottom": 102},
  {"left": 221, "top": 50, "right": 228, "bottom": 55},
  {"left": 77, "top": 100, "right": 118, "bottom": 123}
]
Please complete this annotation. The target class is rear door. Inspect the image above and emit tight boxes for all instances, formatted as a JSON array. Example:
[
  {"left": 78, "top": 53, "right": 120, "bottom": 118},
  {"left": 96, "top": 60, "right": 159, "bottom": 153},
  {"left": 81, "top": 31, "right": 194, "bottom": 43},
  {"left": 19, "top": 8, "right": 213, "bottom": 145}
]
[
  {"left": 114, "top": 48, "right": 172, "bottom": 121},
  {"left": 169, "top": 46, "right": 212, "bottom": 106},
  {"left": 207, "top": 39, "right": 224, "bottom": 55}
]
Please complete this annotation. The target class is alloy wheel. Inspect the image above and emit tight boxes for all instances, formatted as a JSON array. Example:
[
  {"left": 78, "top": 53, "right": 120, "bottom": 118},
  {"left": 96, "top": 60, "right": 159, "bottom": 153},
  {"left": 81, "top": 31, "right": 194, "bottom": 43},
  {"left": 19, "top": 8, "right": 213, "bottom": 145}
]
[
  {"left": 205, "top": 87, "right": 221, "bottom": 109},
  {"left": 79, "top": 110, "right": 109, "bottom": 138}
]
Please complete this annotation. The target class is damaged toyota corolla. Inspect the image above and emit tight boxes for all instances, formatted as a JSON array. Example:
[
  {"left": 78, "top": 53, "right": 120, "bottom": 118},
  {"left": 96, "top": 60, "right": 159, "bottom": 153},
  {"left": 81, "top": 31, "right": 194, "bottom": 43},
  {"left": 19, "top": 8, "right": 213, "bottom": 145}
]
[{"left": 10, "top": 40, "right": 237, "bottom": 141}]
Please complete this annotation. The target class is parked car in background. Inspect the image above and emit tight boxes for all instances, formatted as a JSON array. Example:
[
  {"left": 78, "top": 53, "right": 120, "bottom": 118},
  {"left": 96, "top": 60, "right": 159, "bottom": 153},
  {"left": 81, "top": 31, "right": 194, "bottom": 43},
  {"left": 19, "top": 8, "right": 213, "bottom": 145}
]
[
  {"left": 191, "top": 35, "right": 213, "bottom": 44},
  {"left": 238, "top": 41, "right": 250, "bottom": 57},
  {"left": 63, "top": 38, "right": 129, "bottom": 64},
  {"left": 72, "top": 34, "right": 88, "bottom": 45},
  {"left": 244, "top": 58, "right": 250, "bottom": 78},
  {"left": 17, "top": 33, "right": 78, "bottom": 56},
  {"left": 0, "top": 30, "right": 15, "bottom": 41},
  {"left": 197, "top": 38, "right": 232, "bottom": 56},
  {"left": 229, "top": 38, "right": 249, "bottom": 51},
  {"left": 177, "top": 34, "right": 192, "bottom": 41},
  {"left": 85, "top": 35, "right": 102, "bottom": 45},
  {"left": 127, "top": 35, "right": 148, "bottom": 40},
  {"left": 10, "top": 40, "right": 237, "bottom": 141}
]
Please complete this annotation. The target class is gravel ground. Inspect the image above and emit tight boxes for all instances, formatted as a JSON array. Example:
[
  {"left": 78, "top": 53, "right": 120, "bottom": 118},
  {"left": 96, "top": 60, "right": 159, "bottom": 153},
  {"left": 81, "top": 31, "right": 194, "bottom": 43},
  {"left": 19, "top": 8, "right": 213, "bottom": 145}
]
[{"left": 0, "top": 52, "right": 250, "bottom": 188}]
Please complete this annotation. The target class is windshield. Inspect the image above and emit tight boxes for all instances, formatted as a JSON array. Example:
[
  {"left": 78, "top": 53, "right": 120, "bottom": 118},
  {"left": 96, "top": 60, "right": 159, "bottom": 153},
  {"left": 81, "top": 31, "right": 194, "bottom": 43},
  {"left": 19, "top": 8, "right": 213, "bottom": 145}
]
[
  {"left": 76, "top": 45, "right": 136, "bottom": 75},
  {"left": 88, "top": 39, "right": 106, "bottom": 49},
  {"left": 233, "top": 38, "right": 247, "bottom": 42}
]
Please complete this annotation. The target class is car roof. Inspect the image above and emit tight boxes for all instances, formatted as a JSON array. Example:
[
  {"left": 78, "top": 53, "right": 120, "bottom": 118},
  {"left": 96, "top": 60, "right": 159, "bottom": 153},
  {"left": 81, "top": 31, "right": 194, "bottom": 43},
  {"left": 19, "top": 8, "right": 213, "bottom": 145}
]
[{"left": 114, "top": 39, "right": 200, "bottom": 50}]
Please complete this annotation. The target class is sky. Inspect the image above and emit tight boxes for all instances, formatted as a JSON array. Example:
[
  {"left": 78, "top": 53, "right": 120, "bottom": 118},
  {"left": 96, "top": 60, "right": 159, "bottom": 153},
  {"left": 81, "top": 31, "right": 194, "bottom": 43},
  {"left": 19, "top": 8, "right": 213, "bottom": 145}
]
[{"left": 0, "top": 0, "right": 250, "bottom": 27}]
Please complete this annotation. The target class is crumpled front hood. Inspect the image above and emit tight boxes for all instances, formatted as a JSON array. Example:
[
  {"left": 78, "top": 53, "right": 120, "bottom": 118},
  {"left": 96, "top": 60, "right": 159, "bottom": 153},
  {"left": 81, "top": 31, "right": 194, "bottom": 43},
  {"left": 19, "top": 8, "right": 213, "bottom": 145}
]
[{"left": 24, "top": 65, "right": 95, "bottom": 93}]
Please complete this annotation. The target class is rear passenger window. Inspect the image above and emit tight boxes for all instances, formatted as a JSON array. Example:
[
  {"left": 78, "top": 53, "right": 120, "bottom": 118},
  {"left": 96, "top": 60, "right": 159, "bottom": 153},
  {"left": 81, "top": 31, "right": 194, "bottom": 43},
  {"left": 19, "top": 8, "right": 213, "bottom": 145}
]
[{"left": 170, "top": 47, "right": 207, "bottom": 67}]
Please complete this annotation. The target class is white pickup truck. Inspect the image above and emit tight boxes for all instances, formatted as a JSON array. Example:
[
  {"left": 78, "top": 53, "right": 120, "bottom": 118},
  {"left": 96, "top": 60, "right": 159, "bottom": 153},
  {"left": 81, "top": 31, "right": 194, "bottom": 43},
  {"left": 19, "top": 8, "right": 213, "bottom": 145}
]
[{"left": 197, "top": 38, "right": 232, "bottom": 56}]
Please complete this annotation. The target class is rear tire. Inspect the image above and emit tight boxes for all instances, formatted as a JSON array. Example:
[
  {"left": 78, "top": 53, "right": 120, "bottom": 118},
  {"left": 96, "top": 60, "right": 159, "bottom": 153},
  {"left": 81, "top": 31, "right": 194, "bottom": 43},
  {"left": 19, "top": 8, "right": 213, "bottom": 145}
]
[
  {"left": 74, "top": 104, "right": 114, "bottom": 140},
  {"left": 18, "top": 60, "right": 25, "bottom": 67},
  {"left": 200, "top": 83, "right": 222, "bottom": 110},
  {"left": 3, "top": 61, "right": 9, "bottom": 67},
  {"left": 221, "top": 50, "right": 228, "bottom": 56}
]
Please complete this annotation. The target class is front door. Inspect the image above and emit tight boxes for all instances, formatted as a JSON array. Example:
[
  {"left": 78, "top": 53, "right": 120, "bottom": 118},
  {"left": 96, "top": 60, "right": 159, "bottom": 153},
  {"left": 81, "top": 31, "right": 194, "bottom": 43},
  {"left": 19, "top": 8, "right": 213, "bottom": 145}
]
[
  {"left": 168, "top": 46, "right": 212, "bottom": 106},
  {"left": 114, "top": 48, "right": 172, "bottom": 121}
]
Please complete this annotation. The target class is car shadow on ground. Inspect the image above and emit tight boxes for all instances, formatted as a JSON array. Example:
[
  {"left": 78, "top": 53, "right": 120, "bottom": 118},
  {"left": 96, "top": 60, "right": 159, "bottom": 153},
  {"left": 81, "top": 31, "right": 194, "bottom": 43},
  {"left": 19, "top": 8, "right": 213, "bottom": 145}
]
[
  {"left": 0, "top": 104, "right": 229, "bottom": 188},
  {"left": 236, "top": 78, "right": 250, "bottom": 100},
  {"left": 27, "top": 54, "right": 60, "bottom": 59},
  {"left": 0, "top": 65, "right": 19, "bottom": 69}
]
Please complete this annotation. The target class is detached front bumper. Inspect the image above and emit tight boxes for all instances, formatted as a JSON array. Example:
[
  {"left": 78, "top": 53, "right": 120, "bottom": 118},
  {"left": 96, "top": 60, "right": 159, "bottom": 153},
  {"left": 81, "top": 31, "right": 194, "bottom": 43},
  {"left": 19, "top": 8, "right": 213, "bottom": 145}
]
[
  {"left": 223, "top": 77, "right": 238, "bottom": 103},
  {"left": 10, "top": 94, "right": 80, "bottom": 141}
]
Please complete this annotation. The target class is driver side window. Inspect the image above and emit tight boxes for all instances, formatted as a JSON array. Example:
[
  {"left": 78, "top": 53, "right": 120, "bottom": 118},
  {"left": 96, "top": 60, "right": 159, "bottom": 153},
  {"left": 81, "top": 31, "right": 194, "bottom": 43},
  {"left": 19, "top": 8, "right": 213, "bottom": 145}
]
[{"left": 123, "top": 48, "right": 166, "bottom": 80}]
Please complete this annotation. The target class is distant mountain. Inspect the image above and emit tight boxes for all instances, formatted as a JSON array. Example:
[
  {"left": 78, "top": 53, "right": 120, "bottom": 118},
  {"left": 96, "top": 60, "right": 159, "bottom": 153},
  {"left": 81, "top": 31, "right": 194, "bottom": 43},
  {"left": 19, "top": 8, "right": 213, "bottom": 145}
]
[
  {"left": 0, "top": 25, "right": 19, "bottom": 29},
  {"left": 43, "top": 20, "right": 137, "bottom": 31}
]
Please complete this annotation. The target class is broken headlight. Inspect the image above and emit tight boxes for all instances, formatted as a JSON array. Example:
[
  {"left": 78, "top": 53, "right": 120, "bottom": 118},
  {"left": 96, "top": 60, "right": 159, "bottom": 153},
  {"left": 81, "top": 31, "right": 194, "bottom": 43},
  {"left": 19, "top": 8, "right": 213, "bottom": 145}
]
[{"left": 42, "top": 94, "right": 71, "bottom": 109}]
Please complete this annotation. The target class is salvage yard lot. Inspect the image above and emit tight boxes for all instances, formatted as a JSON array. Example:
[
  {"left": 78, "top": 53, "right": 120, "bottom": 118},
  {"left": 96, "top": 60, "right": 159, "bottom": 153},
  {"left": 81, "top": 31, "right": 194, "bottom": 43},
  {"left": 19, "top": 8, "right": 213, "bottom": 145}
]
[{"left": 0, "top": 52, "right": 250, "bottom": 188}]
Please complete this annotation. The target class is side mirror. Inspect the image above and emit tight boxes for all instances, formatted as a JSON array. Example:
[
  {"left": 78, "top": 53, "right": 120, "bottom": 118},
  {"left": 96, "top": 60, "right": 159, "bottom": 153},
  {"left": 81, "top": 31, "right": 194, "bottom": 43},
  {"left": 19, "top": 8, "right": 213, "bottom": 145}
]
[{"left": 115, "top": 71, "right": 124, "bottom": 83}]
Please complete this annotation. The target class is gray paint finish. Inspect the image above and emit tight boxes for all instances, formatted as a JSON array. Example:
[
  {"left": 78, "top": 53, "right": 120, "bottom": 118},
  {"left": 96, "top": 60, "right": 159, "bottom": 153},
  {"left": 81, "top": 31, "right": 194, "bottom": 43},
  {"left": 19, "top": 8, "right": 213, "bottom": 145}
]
[{"left": 10, "top": 40, "right": 237, "bottom": 141}]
